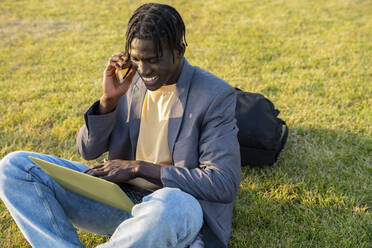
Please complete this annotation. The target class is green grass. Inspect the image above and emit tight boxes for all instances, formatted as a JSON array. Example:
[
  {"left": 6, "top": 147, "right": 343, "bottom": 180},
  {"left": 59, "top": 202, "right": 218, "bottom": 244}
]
[{"left": 0, "top": 0, "right": 371, "bottom": 247}]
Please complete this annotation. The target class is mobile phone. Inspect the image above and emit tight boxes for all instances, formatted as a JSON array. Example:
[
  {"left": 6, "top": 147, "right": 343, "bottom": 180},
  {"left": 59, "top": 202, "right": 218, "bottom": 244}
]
[
  {"left": 116, "top": 65, "right": 132, "bottom": 83},
  {"left": 115, "top": 54, "right": 133, "bottom": 83}
]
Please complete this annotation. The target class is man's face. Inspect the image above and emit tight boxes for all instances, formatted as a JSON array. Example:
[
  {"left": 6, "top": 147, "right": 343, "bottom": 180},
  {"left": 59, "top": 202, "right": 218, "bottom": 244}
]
[{"left": 129, "top": 38, "right": 184, "bottom": 91}]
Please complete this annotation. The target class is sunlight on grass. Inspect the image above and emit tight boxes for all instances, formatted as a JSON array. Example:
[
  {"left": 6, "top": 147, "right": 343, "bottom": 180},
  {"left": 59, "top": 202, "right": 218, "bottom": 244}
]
[{"left": 0, "top": 0, "right": 371, "bottom": 247}]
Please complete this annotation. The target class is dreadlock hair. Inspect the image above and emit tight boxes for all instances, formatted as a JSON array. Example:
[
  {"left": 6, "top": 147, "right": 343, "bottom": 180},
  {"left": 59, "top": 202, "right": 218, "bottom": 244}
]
[{"left": 125, "top": 3, "right": 187, "bottom": 61}]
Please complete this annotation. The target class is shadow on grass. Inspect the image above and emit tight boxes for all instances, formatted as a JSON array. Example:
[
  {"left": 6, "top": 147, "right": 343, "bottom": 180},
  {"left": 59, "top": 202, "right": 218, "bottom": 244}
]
[{"left": 231, "top": 126, "right": 371, "bottom": 247}]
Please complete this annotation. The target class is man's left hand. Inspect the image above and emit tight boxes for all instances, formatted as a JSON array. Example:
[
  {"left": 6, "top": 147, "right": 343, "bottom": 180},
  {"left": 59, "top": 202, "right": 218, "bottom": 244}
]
[
  {"left": 84, "top": 159, "right": 163, "bottom": 187},
  {"left": 84, "top": 159, "right": 139, "bottom": 183}
]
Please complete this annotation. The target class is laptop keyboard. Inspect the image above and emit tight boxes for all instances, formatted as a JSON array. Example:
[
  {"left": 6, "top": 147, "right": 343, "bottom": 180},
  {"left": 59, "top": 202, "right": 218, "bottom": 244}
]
[{"left": 120, "top": 184, "right": 152, "bottom": 204}]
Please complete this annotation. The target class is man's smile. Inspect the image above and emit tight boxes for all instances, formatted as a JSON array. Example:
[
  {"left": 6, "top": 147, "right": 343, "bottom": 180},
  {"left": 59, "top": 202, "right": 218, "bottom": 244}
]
[
  {"left": 142, "top": 75, "right": 159, "bottom": 82},
  {"left": 141, "top": 75, "right": 160, "bottom": 87}
]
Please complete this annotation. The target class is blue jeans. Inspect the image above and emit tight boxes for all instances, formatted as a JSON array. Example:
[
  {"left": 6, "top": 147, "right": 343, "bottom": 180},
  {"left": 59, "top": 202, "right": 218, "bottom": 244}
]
[{"left": 0, "top": 151, "right": 203, "bottom": 248}]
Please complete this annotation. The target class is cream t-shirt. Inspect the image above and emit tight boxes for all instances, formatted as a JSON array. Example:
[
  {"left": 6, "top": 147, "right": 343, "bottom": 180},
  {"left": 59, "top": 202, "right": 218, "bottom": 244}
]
[{"left": 131, "top": 84, "right": 177, "bottom": 190}]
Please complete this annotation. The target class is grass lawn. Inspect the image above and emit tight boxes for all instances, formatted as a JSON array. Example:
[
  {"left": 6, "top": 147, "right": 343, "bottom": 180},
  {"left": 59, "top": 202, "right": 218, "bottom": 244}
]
[{"left": 0, "top": 0, "right": 371, "bottom": 247}]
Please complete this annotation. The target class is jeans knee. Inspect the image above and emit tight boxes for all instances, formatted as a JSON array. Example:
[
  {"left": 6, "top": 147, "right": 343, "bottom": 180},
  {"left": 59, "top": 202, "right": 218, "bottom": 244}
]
[
  {"left": 0, "top": 151, "right": 34, "bottom": 180},
  {"left": 0, "top": 152, "right": 25, "bottom": 197},
  {"left": 108, "top": 188, "right": 203, "bottom": 247},
  {"left": 141, "top": 187, "right": 203, "bottom": 231}
]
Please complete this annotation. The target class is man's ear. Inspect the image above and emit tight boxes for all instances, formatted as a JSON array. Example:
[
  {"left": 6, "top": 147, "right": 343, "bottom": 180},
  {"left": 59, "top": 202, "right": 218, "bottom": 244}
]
[{"left": 176, "top": 42, "right": 186, "bottom": 57}]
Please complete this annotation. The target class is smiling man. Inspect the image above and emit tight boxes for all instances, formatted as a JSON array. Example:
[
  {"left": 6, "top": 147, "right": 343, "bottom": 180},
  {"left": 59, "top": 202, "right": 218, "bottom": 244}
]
[{"left": 0, "top": 3, "right": 241, "bottom": 248}]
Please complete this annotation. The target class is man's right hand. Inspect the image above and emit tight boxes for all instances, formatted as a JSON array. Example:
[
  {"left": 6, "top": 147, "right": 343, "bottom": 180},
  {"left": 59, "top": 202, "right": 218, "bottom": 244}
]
[{"left": 98, "top": 52, "right": 136, "bottom": 115}]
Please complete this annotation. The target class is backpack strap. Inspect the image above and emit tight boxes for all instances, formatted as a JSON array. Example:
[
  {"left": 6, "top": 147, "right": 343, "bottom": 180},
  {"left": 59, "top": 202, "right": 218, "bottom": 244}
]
[{"left": 275, "top": 120, "right": 289, "bottom": 161}]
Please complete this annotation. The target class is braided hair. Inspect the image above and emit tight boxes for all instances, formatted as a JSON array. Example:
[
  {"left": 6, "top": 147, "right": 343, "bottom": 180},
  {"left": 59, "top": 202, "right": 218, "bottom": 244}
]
[{"left": 125, "top": 3, "right": 187, "bottom": 60}]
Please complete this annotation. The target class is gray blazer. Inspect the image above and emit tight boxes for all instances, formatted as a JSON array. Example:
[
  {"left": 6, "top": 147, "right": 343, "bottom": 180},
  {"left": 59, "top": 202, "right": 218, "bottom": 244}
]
[{"left": 77, "top": 59, "right": 241, "bottom": 247}]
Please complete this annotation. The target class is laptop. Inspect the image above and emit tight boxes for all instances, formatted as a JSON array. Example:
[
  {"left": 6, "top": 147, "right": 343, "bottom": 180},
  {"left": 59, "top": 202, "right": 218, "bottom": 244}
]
[{"left": 29, "top": 156, "right": 150, "bottom": 212}]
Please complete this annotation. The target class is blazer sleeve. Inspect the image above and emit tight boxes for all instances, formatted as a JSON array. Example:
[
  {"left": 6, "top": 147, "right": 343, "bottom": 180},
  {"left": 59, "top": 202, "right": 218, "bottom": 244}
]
[
  {"left": 161, "top": 87, "right": 242, "bottom": 203},
  {"left": 76, "top": 100, "right": 118, "bottom": 160}
]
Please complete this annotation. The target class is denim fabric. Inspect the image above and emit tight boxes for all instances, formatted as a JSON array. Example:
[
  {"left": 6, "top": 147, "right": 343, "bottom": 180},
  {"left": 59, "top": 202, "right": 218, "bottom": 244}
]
[{"left": 0, "top": 151, "right": 203, "bottom": 248}]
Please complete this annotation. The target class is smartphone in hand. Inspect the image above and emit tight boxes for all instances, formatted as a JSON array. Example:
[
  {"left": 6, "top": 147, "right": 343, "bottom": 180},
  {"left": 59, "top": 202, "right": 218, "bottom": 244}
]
[
  {"left": 116, "top": 65, "right": 132, "bottom": 83},
  {"left": 115, "top": 54, "right": 133, "bottom": 83}
]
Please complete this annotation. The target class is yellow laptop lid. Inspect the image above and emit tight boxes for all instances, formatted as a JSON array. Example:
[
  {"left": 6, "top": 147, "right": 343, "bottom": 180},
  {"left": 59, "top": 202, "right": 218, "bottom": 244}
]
[{"left": 29, "top": 156, "right": 134, "bottom": 212}]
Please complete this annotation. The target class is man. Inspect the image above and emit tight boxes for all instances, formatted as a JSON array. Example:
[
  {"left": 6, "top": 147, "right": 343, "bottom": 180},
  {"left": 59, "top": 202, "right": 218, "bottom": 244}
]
[{"left": 0, "top": 3, "right": 241, "bottom": 248}]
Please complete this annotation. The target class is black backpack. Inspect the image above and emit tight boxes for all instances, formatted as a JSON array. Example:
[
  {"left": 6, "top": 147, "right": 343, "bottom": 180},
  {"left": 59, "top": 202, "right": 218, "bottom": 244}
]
[{"left": 235, "top": 88, "right": 289, "bottom": 166}]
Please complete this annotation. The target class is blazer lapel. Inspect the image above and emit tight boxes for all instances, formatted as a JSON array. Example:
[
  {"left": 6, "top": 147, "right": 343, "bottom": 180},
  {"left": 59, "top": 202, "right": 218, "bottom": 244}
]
[
  {"left": 168, "top": 59, "right": 195, "bottom": 159},
  {"left": 128, "top": 75, "right": 147, "bottom": 157}
]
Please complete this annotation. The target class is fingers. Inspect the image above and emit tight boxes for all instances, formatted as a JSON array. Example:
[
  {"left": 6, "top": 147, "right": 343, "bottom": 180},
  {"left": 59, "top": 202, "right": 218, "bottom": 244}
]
[
  {"left": 109, "top": 61, "right": 122, "bottom": 71},
  {"left": 91, "top": 163, "right": 105, "bottom": 169},
  {"left": 83, "top": 160, "right": 137, "bottom": 184},
  {"left": 91, "top": 170, "right": 109, "bottom": 177},
  {"left": 112, "top": 55, "right": 129, "bottom": 67},
  {"left": 112, "top": 51, "right": 128, "bottom": 60},
  {"left": 83, "top": 168, "right": 93, "bottom": 174},
  {"left": 100, "top": 171, "right": 131, "bottom": 183},
  {"left": 99, "top": 174, "right": 116, "bottom": 182},
  {"left": 84, "top": 166, "right": 109, "bottom": 177},
  {"left": 105, "top": 52, "right": 134, "bottom": 84},
  {"left": 86, "top": 160, "right": 112, "bottom": 174},
  {"left": 109, "top": 52, "right": 131, "bottom": 69},
  {"left": 83, "top": 163, "right": 104, "bottom": 175}
]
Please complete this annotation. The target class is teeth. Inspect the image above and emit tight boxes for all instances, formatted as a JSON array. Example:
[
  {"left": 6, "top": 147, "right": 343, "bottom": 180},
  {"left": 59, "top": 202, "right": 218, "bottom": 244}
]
[{"left": 142, "top": 76, "right": 158, "bottom": 82}]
